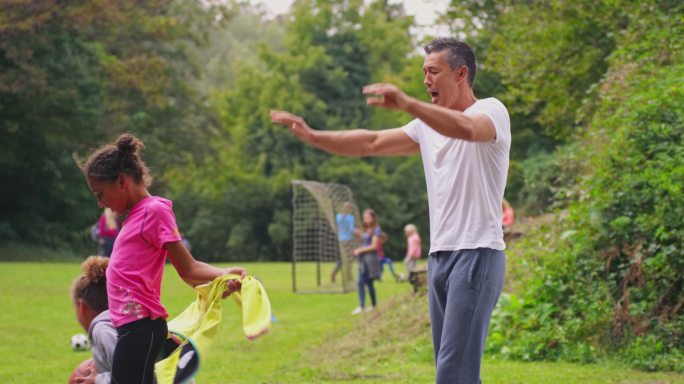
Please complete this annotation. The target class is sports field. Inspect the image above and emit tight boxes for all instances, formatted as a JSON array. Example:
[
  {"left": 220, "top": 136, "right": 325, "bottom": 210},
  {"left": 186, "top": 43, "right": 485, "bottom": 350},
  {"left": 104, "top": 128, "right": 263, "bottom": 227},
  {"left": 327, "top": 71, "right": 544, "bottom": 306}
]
[{"left": 0, "top": 262, "right": 682, "bottom": 383}]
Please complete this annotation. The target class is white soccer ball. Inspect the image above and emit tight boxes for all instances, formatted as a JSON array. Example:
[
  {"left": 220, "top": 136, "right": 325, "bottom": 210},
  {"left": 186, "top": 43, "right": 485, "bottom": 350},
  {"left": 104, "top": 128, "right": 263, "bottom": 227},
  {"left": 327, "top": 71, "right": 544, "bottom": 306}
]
[{"left": 71, "top": 333, "right": 90, "bottom": 351}]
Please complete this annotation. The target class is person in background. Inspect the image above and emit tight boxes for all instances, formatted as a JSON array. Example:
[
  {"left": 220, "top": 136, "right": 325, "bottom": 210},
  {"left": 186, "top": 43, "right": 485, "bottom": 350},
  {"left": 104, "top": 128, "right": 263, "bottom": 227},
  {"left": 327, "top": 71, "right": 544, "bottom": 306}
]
[
  {"left": 181, "top": 232, "right": 192, "bottom": 252},
  {"left": 332, "top": 202, "right": 356, "bottom": 283},
  {"left": 97, "top": 208, "right": 120, "bottom": 257},
  {"left": 403, "top": 223, "right": 422, "bottom": 274},
  {"left": 377, "top": 231, "right": 399, "bottom": 282},
  {"left": 351, "top": 208, "right": 382, "bottom": 314},
  {"left": 502, "top": 198, "right": 515, "bottom": 231}
]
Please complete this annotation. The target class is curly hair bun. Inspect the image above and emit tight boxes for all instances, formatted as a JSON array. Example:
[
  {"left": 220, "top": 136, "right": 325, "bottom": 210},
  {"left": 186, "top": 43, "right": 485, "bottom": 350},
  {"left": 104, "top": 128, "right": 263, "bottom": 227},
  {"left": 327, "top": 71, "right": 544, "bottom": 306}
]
[
  {"left": 116, "top": 133, "right": 144, "bottom": 155},
  {"left": 81, "top": 256, "right": 109, "bottom": 284}
]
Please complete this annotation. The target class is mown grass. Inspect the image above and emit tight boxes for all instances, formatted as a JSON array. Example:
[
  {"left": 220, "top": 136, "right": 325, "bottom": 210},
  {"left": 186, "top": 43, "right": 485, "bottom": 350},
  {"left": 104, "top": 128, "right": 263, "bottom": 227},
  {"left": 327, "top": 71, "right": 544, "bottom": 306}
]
[
  {"left": 0, "top": 242, "right": 88, "bottom": 262},
  {"left": 0, "top": 261, "right": 682, "bottom": 383}
]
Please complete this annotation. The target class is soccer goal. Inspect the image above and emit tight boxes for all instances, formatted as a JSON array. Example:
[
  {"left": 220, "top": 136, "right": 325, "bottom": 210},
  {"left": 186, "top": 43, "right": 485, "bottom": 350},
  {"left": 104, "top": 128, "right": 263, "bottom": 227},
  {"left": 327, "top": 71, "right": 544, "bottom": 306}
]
[{"left": 291, "top": 180, "right": 361, "bottom": 293}]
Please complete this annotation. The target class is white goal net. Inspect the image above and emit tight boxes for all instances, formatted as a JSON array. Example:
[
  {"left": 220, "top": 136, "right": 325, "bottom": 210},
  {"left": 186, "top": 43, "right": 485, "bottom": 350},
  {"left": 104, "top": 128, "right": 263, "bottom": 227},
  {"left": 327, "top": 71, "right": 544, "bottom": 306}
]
[{"left": 291, "top": 180, "right": 361, "bottom": 293}]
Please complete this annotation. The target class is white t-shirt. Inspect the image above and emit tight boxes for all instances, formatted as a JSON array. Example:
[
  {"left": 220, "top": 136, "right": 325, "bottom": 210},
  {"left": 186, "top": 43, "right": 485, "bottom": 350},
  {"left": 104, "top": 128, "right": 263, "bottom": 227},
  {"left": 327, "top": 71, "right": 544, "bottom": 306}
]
[{"left": 402, "top": 97, "right": 511, "bottom": 253}]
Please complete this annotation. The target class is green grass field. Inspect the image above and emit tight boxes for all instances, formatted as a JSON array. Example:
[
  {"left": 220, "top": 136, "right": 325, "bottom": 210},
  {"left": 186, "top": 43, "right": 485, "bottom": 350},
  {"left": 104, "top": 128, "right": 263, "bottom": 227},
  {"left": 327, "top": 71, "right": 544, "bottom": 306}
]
[{"left": 0, "top": 261, "right": 682, "bottom": 383}]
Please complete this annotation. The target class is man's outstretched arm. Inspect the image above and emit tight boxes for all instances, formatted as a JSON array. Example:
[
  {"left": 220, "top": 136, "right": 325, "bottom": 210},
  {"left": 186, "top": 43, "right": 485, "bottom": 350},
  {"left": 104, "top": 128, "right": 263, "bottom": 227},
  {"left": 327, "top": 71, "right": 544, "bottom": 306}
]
[
  {"left": 363, "top": 83, "right": 497, "bottom": 142},
  {"left": 270, "top": 110, "right": 419, "bottom": 157}
]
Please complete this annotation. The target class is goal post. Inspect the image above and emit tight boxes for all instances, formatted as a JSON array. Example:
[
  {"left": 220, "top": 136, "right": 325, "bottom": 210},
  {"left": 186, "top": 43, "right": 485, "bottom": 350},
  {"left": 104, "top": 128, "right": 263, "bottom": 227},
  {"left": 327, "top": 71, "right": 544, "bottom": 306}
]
[{"left": 291, "top": 180, "right": 361, "bottom": 293}]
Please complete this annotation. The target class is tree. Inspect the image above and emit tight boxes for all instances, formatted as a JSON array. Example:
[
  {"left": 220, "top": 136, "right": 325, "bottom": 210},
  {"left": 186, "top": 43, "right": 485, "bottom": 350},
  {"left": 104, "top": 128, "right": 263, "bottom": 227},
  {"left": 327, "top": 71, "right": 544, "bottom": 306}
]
[
  {"left": 462, "top": 0, "right": 684, "bottom": 371},
  {"left": 167, "top": 0, "right": 428, "bottom": 261},
  {"left": 0, "top": 0, "right": 230, "bottom": 246}
]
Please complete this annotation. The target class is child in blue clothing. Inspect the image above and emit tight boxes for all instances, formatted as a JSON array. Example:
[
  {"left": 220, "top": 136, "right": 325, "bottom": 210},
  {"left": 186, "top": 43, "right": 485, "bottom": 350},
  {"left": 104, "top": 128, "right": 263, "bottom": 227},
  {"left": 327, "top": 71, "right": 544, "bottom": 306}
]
[{"left": 332, "top": 202, "right": 356, "bottom": 283}]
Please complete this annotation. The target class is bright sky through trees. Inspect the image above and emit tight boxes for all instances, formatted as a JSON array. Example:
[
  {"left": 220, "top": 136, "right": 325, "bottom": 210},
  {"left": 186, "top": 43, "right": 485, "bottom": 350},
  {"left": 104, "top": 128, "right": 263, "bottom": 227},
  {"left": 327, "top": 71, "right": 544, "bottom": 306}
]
[{"left": 257, "top": 0, "right": 450, "bottom": 38}]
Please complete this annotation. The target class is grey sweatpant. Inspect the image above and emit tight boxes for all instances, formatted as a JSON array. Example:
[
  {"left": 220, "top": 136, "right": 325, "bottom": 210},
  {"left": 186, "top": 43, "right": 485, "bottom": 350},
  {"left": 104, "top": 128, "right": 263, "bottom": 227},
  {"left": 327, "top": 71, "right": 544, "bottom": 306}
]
[{"left": 428, "top": 248, "right": 506, "bottom": 384}]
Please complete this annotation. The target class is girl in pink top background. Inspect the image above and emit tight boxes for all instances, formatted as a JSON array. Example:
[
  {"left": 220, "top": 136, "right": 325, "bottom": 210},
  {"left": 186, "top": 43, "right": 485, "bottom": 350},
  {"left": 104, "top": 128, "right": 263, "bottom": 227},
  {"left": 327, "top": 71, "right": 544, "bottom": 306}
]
[
  {"left": 502, "top": 198, "right": 515, "bottom": 230},
  {"left": 79, "top": 133, "right": 246, "bottom": 384},
  {"left": 96, "top": 207, "right": 120, "bottom": 257},
  {"left": 403, "top": 223, "right": 421, "bottom": 273}
]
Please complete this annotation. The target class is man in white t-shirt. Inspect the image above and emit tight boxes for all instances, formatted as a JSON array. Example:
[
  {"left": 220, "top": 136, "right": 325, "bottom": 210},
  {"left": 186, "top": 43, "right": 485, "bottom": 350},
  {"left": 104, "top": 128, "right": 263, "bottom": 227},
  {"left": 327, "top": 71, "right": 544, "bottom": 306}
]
[{"left": 271, "top": 37, "right": 510, "bottom": 384}]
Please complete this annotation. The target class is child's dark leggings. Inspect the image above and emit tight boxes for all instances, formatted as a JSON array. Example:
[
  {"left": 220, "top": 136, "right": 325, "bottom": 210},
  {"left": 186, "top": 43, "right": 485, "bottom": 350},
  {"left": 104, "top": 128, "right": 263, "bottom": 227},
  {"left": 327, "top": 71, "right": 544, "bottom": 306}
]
[{"left": 111, "top": 317, "right": 167, "bottom": 384}]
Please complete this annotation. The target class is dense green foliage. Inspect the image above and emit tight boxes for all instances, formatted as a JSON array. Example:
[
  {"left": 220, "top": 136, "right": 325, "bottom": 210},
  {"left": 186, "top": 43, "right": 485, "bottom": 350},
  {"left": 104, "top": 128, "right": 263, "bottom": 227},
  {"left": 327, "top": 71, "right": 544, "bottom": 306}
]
[
  {"left": 1, "top": 0, "right": 429, "bottom": 261},
  {"left": 454, "top": 0, "right": 684, "bottom": 372},
  {"left": 166, "top": 0, "right": 429, "bottom": 261},
  {"left": 0, "top": 0, "right": 228, "bottom": 247}
]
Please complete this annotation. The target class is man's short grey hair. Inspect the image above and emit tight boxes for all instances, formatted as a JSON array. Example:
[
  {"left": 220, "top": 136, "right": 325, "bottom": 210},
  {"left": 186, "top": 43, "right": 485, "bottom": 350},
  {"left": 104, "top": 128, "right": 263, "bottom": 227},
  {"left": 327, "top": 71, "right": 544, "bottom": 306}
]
[{"left": 424, "top": 38, "right": 477, "bottom": 87}]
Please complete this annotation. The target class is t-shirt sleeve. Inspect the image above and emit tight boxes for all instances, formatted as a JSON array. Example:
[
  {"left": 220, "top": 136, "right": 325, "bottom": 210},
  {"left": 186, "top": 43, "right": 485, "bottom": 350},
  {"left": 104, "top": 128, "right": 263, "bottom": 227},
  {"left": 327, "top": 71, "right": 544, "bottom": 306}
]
[
  {"left": 142, "top": 202, "right": 182, "bottom": 249},
  {"left": 481, "top": 98, "right": 511, "bottom": 146},
  {"left": 401, "top": 119, "right": 421, "bottom": 143}
]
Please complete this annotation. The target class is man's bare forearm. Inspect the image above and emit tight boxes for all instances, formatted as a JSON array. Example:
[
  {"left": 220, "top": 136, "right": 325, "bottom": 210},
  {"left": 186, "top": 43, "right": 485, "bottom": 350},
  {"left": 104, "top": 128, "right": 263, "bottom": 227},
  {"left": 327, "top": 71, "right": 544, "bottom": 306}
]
[
  {"left": 308, "top": 129, "right": 379, "bottom": 157},
  {"left": 404, "top": 98, "right": 476, "bottom": 140}
]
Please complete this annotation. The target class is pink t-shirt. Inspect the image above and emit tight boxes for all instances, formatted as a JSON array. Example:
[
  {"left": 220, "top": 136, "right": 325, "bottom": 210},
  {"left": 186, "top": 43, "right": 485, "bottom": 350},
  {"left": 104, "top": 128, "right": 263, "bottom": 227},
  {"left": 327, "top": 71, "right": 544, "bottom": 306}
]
[
  {"left": 502, "top": 206, "right": 515, "bottom": 227},
  {"left": 407, "top": 233, "right": 421, "bottom": 259},
  {"left": 106, "top": 196, "right": 182, "bottom": 327}
]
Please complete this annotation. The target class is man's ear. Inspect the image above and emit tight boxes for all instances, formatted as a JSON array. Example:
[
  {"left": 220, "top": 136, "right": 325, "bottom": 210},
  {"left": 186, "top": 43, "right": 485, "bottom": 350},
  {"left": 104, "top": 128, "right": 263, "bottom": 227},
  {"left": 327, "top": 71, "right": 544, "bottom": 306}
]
[{"left": 457, "top": 66, "right": 468, "bottom": 83}]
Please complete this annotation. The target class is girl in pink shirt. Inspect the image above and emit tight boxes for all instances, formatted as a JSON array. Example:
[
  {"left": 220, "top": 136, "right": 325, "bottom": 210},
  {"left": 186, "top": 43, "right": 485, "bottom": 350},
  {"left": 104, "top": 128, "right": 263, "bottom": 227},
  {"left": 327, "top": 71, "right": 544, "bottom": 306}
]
[
  {"left": 96, "top": 207, "right": 120, "bottom": 257},
  {"left": 79, "top": 133, "right": 246, "bottom": 384},
  {"left": 403, "top": 223, "right": 421, "bottom": 272}
]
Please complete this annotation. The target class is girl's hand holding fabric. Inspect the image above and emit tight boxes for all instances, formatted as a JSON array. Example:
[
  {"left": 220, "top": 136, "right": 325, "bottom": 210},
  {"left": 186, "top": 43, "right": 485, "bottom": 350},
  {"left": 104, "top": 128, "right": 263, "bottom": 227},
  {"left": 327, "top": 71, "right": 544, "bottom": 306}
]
[{"left": 221, "top": 267, "right": 247, "bottom": 298}]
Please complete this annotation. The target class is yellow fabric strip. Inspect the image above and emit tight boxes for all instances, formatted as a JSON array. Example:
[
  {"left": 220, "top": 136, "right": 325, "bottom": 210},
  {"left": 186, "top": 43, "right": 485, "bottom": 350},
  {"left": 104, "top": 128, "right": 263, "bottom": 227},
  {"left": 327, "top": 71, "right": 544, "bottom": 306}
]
[{"left": 155, "top": 274, "right": 272, "bottom": 384}]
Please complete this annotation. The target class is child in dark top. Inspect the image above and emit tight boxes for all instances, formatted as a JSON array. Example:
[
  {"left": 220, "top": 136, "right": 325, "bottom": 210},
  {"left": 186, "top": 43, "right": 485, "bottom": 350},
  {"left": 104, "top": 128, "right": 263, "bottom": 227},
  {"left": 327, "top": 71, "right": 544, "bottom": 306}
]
[{"left": 351, "top": 209, "right": 383, "bottom": 315}]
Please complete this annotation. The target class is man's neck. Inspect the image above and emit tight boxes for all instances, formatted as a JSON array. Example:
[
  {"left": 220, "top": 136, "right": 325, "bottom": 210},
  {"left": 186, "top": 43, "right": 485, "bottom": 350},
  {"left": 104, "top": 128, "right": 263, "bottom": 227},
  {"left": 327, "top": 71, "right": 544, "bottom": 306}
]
[{"left": 452, "top": 88, "right": 478, "bottom": 111}]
